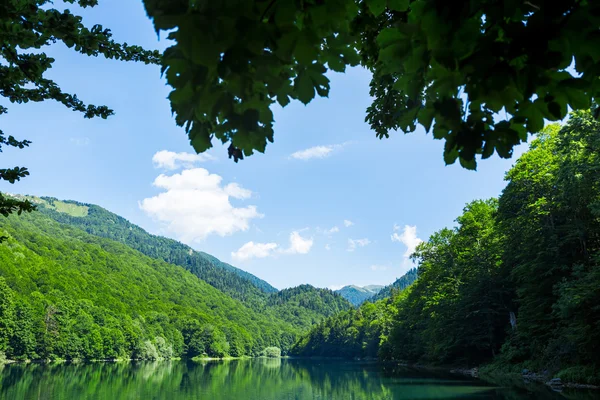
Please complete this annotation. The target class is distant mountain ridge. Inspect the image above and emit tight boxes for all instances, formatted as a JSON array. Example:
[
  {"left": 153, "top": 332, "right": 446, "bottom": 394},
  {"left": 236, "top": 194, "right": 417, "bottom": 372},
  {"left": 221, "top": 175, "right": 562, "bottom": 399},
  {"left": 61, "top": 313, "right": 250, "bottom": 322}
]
[
  {"left": 368, "top": 268, "right": 418, "bottom": 302},
  {"left": 335, "top": 285, "right": 383, "bottom": 306}
]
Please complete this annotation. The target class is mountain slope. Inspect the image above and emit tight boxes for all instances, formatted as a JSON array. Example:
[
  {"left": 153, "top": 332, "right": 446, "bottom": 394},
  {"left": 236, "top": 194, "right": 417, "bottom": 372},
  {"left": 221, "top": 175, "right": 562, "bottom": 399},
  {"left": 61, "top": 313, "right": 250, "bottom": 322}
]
[
  {"left": 28, "top": 197, "right": 277, "bottom": 309},
  {"left": 0, "top": 211, "right": 298, "bottom": 361},
  {"left": 368, "top": 268, "right": 418, "bottom": 302},
  {"left": 335, "top": 285, "right": 383, "bottom": 306},
  {"left": 267, "top": 285, "right": 352, "bottom": 329}
]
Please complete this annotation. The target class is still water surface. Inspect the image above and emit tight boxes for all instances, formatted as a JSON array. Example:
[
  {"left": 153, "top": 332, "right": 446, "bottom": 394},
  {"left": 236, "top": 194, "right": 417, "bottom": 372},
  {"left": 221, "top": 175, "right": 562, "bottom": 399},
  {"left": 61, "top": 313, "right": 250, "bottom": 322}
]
[{"left": 0, "top": 359, "right": 594, "bottom": 399}]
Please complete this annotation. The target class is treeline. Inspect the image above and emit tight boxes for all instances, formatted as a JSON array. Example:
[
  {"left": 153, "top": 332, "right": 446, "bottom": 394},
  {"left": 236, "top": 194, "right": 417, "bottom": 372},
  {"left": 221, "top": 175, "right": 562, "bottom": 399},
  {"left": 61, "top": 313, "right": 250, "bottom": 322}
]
[
  {"left": 0, "top": 212, "right": 300, "bottom": 361},
  {"left": 294, "top": 112, "right": 600, "bottom": 383},
  {"left": 292, "top": 299, "right": 393, "bottom": 359},
  {"left": 267, "top": 285, "right": 352, "bottom": 328}
]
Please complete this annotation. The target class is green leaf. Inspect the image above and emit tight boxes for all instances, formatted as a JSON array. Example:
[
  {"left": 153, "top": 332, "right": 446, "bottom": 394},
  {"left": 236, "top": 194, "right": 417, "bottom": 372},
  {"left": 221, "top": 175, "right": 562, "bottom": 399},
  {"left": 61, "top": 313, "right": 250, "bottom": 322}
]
[
  {"left": 277, "top": 93, "right": 291, "bottom": 107},
  {"left": 191, "top": 37, "right": 220, "bottom": 68},
  {"left": 295, "top": 35, "right": 318, "bottom": 65},
  {"left": 418, "top": 106, "right": 435, "bottom": 133},
  {"left": 366, "top": 0, "right": 386, "bottom": 16},
  {"left": 295, "top": 72, "right": 315, "bottom": 104},
  {"left": 459, "top": 156, "right": 477, "bottom": 170},
  {"left": 189, "top": 124, "right": 212, "bottom": 153},
  {"left": 274, "top": 1, "right": 297, "bottom": 28},
  {"left": 388, "top": 0, "right": 409, "bottom": 12},
  {"left": 377, "top": 28, "right": 405, "bottom": 48}
]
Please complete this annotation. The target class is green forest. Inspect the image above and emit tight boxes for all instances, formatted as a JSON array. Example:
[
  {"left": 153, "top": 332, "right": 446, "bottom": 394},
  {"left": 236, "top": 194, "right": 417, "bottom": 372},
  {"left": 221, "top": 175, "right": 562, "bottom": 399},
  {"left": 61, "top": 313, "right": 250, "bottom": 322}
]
[
  {"left": 292, "top": 111, "right": 600, "bottom": 385},
  {"left": 0, "top": 204, "right": 351, "bottom": 361}
]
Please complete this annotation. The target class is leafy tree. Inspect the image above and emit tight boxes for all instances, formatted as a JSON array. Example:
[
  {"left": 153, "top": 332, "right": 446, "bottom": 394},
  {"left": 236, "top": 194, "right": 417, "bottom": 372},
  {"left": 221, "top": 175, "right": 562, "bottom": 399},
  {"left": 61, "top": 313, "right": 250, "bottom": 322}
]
[
  {"left": 294, "top": 111, "right": 600, "bottom": 383},
  {"left": 0, "top": 278, "right": 16, "bottom": 353},
  {"left": 143, "top": 0, "right": 600, "bottom": 168},
  {"left": 498, "top": 111, "right": 600, "bottom": 371},
  {"left": 262, "top": 346, "right": 281, "bottom": 358},
  {"left": 0, "top": 0, "right": 160, "bottom": 218}
]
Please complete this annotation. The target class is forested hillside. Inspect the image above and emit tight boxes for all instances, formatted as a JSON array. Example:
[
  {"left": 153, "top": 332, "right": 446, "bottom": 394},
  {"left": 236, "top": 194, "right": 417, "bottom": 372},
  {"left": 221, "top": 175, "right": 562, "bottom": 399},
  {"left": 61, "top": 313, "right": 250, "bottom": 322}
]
[
  {"left": 0, "top": 200, "right": 356, "bottom": 361},
  {"left": 368, "top": 269, "right": 418, "bottom": 303},
  {"left": 292, "top": 298, "right": 393, "bottom": 358},
  {"left": 335, "top": 285, "right": 383, "bottom": 306},
  {"left": 292, "top": 112, "right": 600, "bottom": 385},
  {"left": 267, "top": 285, "right": 352, "bottom": 329},
  {"left": 0, "top": 211, "right": 299, "bottom": 361},
  {"left": 30, "top": 198, "right": 276, "bottom": 309}
]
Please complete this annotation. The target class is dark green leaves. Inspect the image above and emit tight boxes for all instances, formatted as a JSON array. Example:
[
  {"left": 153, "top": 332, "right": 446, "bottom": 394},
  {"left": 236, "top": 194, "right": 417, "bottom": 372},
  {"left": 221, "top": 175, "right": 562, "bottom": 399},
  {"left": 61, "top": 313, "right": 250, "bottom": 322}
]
[
  {"left": 146, "top": 0, "right": 600, "bottom": 169},
  {"left": 295, "top": 71, "right": 316, "bottom": 104},
  {"left": 388, "top": 0, "right": 410, "bottom": 12},
  {"left": 145, "top": 0, "right": 359, "bottom": 161},
  {"left": 358, "top": 0, "right": 600, "bottom": 168},
  {"left": 366, "top": 0, "right": 386, "bottom": 16}
]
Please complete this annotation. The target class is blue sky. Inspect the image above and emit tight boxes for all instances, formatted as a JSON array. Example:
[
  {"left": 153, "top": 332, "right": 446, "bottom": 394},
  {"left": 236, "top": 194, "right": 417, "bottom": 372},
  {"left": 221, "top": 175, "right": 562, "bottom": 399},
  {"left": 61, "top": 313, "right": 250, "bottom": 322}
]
[{"left": 0, "top": 0, "right": 528, "bottom": 290}]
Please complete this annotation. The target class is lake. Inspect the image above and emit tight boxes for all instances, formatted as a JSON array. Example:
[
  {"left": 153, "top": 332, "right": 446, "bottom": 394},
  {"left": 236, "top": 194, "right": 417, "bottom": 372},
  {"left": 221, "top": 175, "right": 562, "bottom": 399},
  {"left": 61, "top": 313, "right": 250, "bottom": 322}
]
[{"left": 0, "top": 359, "right": 593, "bottom": 399}]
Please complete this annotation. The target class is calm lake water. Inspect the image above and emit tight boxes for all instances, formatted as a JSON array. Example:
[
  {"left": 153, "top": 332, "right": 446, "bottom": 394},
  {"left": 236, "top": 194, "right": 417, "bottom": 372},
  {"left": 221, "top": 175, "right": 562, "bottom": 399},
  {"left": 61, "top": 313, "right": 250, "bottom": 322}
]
[{"left": 0, "top": 359, "right": 594, "bottom": 400}]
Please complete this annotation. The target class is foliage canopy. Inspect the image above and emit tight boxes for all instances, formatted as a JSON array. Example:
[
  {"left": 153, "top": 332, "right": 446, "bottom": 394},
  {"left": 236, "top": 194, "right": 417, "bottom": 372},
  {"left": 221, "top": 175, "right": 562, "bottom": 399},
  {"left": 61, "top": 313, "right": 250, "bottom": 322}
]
[{"left": 143, "top": 0, "right": 600, "bottom": 168}]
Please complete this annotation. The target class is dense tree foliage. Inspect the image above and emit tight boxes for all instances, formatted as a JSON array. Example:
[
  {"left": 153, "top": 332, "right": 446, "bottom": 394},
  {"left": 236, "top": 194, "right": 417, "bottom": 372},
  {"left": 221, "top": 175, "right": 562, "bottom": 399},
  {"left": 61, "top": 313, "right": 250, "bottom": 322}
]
[
  {"left": 267, "top": 285, "right": 352, "bottom": 329},
  {"left": 31, "top": 197, "right": 277, "bottom": 308},
  {"left": 292, "top": 298, "right": 393, "bottom": 359},
  {"left": 0, "top": 0, "right": 160, "bottom": 217},
  {"left": 293, "top": 112, "right": 600, "bottom": 384},
  {"left": 368, "top": 268, "right": 417, "bottom": 303},
  {"left": 27, "top": 197, "right": 351, "bottom": 331},
  {"left": 143, "top": 0, "right": 600, "bottom": 168},
  {"left": 0, "top": 198, "right": 353, "bottom": 361}
]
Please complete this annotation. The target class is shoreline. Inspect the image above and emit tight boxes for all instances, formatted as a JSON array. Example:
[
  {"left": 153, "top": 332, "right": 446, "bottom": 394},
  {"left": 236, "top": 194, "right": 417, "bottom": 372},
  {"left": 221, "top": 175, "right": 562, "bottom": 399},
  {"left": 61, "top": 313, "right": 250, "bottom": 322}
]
[{"left": 2, "top": 356, "right": 598, "bottom": 391}]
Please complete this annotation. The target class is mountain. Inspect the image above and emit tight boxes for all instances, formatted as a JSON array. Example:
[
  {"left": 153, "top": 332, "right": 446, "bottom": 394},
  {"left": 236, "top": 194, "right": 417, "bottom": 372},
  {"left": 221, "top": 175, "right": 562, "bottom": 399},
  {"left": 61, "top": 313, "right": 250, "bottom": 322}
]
[
  {"left": 292, "top": 271, "right": 418, "bottom": 359},
  {"left": 27, "top": 196, "right": 277, "bottom": 310},
  {"left": 368, "top": 268, "right": 418, "bottom": 302},
  {"left": 335, "top": 285, "right": 383, "bottom": 306},
  {"left": 0, "top": 210, "right": 297, "bottom": 361},
  {"left": 267, "top": 285, "right": 353, "bottom": 329},
  {"left": 0, "top": 195, "right": 354, "bottom": 361}
]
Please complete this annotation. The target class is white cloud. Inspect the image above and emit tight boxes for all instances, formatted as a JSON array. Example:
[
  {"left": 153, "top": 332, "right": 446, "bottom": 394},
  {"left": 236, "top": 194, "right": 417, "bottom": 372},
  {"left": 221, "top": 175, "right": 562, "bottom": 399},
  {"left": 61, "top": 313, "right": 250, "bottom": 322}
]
[
  {"left": 232, "top": 242, "right": 278, "bottom": 262},
  {"left": 343, "top": 219, "right": 354, "bottom": 227},
  {"left": 325, "top": 244, "right": 331, "bottom": 251},
  {"left": 347, "top": 238, "right": 371, "bottom": 252},
  {"left": 370, "top": 265, "right": 389, "bottom": 271},
  {"left": 393, "top": 223, "right": 401, "bottom": 232},
  {"left": 139, "top": 168, "right": 262, "bottom": 242},
  {"left": 224, "top": 183, "right": 252, "bottom": 199},
  {"left": 325, "top": 226, "right": 339, "bottom": 235},
  {"left": 284, "top": 231, "right": 314, "bottom": 254},
  {"left": 391, "top": 224, "right": 423, "bottom": 260},
  {"left": 152, "top": 150, "right": 216, "bottom": 170},
  {"left": 290, "top": 143, "right": 346, "bottom": 160}
]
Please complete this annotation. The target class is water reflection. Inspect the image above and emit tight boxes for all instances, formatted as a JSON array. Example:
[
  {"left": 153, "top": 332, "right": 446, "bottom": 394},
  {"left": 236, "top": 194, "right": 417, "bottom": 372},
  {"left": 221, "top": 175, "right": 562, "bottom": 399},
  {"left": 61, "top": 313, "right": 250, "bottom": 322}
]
[{"left": 0, "top": 359, "right": 594, "bottom": 400}]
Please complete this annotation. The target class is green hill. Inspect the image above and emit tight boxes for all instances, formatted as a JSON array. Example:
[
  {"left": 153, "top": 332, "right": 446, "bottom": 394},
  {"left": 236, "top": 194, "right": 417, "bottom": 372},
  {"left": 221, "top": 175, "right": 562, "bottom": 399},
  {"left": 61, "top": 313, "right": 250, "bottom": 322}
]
[
  {"left": 335, "top": 285, "right": 383, "bottom": 306},
  {"left": 27, "top": 196, "right": 277, "bottom": 310},
  {"left": 0, "top": 210, "right": 298, "bottom": 361},
  {"left": 0, "top": 196, "right": 356, "bottom": 361},
  {"left": 267, "top": 285, "right": 352, "bottom": 329},
  {"left": 368, "top": 269, "right": 418, "bottom": 302}
]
